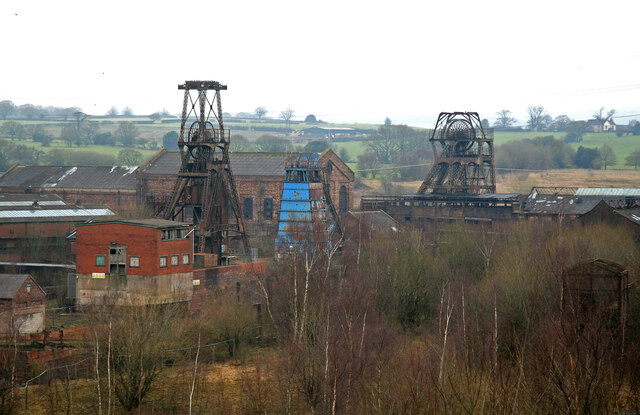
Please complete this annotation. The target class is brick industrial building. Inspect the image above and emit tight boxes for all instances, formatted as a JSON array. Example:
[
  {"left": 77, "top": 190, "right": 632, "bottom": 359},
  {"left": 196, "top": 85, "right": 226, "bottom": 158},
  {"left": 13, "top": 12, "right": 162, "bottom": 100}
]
[
  {"left": 75, "top": 219, "right": 193, "bottom": 306},
  {"left": 0, "top": 149, "right": 354, "bottom": 250},
  {"left": 0, "top": 193, "right": 115, "bottom": 264}
]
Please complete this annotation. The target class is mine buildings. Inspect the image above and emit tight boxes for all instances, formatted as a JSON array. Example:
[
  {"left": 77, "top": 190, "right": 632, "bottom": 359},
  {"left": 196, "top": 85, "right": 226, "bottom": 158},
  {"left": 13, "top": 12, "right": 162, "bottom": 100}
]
[{"left": 75, "top": 219, "right": 193, "bottom": 306}]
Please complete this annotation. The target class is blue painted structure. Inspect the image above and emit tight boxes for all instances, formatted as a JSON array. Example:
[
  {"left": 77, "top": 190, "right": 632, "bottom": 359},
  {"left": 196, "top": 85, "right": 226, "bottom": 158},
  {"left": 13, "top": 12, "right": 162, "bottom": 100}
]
[{"left": 276, "top": 153, "right": 330, "bottom": 253}]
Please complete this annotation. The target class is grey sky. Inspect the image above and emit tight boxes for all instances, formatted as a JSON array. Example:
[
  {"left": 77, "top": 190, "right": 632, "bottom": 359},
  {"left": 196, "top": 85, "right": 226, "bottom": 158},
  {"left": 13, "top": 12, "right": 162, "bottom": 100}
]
[{"left": 2, "top": 0, "right": 639, "bottom": 127}]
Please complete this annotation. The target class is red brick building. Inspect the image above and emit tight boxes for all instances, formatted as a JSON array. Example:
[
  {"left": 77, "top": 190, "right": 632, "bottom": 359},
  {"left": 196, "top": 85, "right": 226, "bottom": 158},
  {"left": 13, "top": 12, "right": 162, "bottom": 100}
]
[
  {"left": 138, "top": 149, "right": 354, "bottom": 247},
  {"left": 75, "top": 219, "right": 193, "bottom": 306},
  {"left": 0, "top": 274, "right": 46, "bottom": 335},
  {"left": 0, "top": 194, "right": 115, "bottom": 264}
]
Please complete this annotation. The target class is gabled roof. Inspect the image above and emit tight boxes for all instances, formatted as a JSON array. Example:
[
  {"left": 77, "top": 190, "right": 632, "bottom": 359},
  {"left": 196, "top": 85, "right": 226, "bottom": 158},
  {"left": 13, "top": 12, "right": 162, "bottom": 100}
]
[
  {"left": 143, "top": 151, "right": 288, "bottom": 176},
  {"left": 0, "top": 274, "right": 42, "bottom": 300},
  {"left": 142, "top": 149, "right": 351, "bottom": 177},
  {"left": 0, "top": 165, "right": 138, "bottom": 190}
]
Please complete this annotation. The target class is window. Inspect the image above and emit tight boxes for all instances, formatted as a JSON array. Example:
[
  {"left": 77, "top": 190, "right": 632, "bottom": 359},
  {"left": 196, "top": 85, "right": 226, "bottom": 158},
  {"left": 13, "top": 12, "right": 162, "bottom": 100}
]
[
  {"left": 182, "top": 253, "right": 190, "bottom": 265},
  {"left": 96, "top": 255, "right": 106, "bottom": 266},
  {"left": 129, "top": 256, "right": 140, "bottom": 267},
  {"left": 264, "top": 198, "right": 273, "bottom": 220},
  {"left": 171, "top": 255, "right": 179, "bottom": 266},
  {"left": 162, "top": 228, "right": 189, "bottom": 240},
  {"left": 327, "top": 162, "right": 333, "bottom": 176},
  {"left": 160, "top": 256, "right": 168, "bottom": 267},
  {"left": 339, "top": 185, "right": 348, "bottom": 213},
  {"left": 243, "top": 198, "right": 253, "bottom": 220}
]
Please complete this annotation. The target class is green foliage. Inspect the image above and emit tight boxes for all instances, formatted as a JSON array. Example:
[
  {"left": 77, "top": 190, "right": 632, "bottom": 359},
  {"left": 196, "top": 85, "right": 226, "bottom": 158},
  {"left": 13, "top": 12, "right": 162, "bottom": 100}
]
[
  {"left": 255, "top": 134, "right": 290, "bottom": 152},
  {"left": 162, "top": 130, "right": 179, "bottom": 150},
  {"left": 117, "top": 149, "right": 142, "bottom": 165},
  {"left": 304, "top": 114, "right": 317, "bottom": 123},
  {"left": 0, "top": 120, "right": 25, "bottom": 140},
  {"left": 497, "top": 135, "right": 574, "bottom": 169},
  {"left": 114, "top": 121, "right": 139, "bottom": 147},
  {"left": 574, "top": 145, "right": 602, "bottom": 169},
  {"left": 357, "top": 151, "right": 380, "bottom": 178},
  {"left": 303, "top": 140, "right": 329, "bottom": 153},
  {"left": 229, "top": 134, "right": 252, "bottom": 152},
  {"left": 365, "top": 124, "right": 426, "bottom": 164},
  {"left": 565, "top": 120, "right": 589, "bottom": 142}
]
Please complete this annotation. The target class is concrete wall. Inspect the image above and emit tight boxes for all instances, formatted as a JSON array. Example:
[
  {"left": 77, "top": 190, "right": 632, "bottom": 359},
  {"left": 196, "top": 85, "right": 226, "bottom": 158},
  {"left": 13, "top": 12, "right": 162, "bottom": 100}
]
[{"left": 76, "top": 271, "right": 193, "bottom": 306}]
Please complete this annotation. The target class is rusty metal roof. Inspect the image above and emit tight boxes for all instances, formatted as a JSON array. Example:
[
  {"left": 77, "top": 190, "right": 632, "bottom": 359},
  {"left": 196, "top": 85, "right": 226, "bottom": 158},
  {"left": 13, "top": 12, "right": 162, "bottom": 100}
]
[
  {"left": 0, "top": 165, "right": 138, "bottom": 190},
  {"left": 144, "top": 151, "right": 288, "bottom": 176}
]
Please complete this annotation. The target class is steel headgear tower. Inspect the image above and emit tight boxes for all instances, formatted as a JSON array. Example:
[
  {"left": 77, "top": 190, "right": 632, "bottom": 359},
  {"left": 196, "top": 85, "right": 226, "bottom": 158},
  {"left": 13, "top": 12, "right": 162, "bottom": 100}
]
[
  {"left": 163, "top": 80, "right": 248, "bottom": 263},
  {"left": 418, "top": 112, "right": 495, "bottom": 195}
]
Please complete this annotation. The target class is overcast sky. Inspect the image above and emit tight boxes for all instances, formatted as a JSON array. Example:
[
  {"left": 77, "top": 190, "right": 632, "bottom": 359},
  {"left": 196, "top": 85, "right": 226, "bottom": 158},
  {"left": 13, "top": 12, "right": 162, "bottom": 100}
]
[{"left": 2, "top": 0, "right": 639, "bottom": 127}]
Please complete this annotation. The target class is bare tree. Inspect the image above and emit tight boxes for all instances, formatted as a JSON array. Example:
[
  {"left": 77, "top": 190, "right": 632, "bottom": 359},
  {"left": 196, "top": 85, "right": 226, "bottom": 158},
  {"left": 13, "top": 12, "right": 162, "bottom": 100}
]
[
  {"left": 526, "top": 105, "right": 551, "bottom": 131},
  {"left": 494, "top": 110, "right": 517, "bottom": 128},
  {"left": 599, "top": 144, "right": 616, "bottom": 170},
  {"left": 624, "top": 150, "right": 640, "bottom": 170},
  {"left": 255, "top": 106, "right": 267, "bottom": 120},
  {"left": 280, "top": 108, "right": 295, "bottom": 131}
]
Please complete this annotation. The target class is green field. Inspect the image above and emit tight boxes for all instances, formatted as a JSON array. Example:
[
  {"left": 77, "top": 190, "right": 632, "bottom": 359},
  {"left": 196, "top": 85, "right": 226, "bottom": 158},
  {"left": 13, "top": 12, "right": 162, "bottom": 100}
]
[{"left": 3, "top": 116, "right": 640, "bottom": 170}]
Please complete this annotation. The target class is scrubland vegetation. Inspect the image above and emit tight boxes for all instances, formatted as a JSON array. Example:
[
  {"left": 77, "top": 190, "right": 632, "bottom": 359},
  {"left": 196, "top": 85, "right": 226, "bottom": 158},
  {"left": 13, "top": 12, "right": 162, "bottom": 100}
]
[{"left": 3, "top": 220, "right": 639, "bottom": 414}]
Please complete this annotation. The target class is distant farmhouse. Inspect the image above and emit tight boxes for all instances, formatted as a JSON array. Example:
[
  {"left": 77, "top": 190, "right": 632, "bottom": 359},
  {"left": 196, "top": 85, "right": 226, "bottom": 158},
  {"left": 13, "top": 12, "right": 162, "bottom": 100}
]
[
  {"left": 300, "top": 126, "right": 371, "bottom": 140},
  {"left": 587, "top": 118, "right": 616, "bottom": 133}
]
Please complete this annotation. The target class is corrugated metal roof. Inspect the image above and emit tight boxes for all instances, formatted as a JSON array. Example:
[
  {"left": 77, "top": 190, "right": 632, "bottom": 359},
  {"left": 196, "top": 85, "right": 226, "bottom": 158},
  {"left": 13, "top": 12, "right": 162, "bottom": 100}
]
[
  {"left": 0, "top": 200, "right": 66, "bottom": 207},
  {"left": 0, "top": 165, "right": 138, "bottom": 190},
  {"left": 0, "top": 208, "right": 115, "bottom": 219},
  {"left": 0, "top": 274, "right": 29, "bottom": 299},
  {"left": 576, "top": 188, "right": 640, "bottom": 197},
  {"left": 144, "top": 152, "right": 289, "bottom": 176}
]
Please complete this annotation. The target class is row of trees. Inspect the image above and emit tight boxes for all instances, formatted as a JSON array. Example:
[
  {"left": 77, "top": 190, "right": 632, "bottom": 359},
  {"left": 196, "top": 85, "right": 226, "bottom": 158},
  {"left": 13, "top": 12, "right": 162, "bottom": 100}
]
[
  {"left": 0, "top": 141, "right": 144, "bottom": 171},
  {"left": 0, "top": 120, "right": 149, "bottom": 149},
  {"left": 494, "top": 107, "right": 624, "bottom": 133},
  {"left": 0, "top": 100, "right": 137, "bottom": 120},
  {"left": 496, "top": 135, "right": 626, "bottom": 170}
]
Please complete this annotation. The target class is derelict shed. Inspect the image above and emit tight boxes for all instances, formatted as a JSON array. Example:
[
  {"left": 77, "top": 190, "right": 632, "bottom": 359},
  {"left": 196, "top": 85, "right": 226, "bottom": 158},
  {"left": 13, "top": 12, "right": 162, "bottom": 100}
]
[
  {"left": 0, "top": 274, "right": 46, "bottom": 334},
  {"left": 0, "top": 165, "right": 139, "bottom": 209},
  {"left": 562, "top": 259, "right": 629, "bottom": 325}
]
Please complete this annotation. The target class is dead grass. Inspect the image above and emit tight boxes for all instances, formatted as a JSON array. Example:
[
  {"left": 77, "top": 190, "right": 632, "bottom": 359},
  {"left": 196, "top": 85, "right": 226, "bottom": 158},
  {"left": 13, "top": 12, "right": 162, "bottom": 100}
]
[
  {"left": 353, "top": 169, "right": 640, "bottom": 208},
  {"left": 497, "top": 168, "right": 640, "bottom": 194}
]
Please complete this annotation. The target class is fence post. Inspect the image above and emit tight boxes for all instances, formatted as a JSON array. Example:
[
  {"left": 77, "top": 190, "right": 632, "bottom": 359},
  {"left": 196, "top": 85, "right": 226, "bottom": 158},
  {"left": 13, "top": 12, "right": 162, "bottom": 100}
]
[
  {"left": 212, "top": 345, "right": 215, "bottom": 364},
  {"left": 232, "top": 339, "right": 236, "bottom": 358},
  {"left": 24, "top": 383, "right": 28, "bottom": 414}
]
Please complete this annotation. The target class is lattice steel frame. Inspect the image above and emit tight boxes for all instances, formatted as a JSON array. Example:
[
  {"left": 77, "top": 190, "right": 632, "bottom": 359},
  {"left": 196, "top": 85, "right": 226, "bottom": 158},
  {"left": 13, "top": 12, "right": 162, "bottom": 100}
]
[
  {"left": 163, "top": 81, "right": 248, "bottom": 262},
  {"left": 418, "top": 112, "right": 495, "bottom": 195}
]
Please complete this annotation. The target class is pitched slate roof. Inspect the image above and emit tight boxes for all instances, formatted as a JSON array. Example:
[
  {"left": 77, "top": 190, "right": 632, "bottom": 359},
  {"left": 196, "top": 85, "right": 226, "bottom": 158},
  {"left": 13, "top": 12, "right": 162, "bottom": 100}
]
[
  {"left": 0, "top": 274, "right": 30, "bottom": 299},
  {"left": 0, "top": 166, "right": 138, "bottom": 190},
  {"left": 144, "top": 151, "right": 289, "bottom": 176}
]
